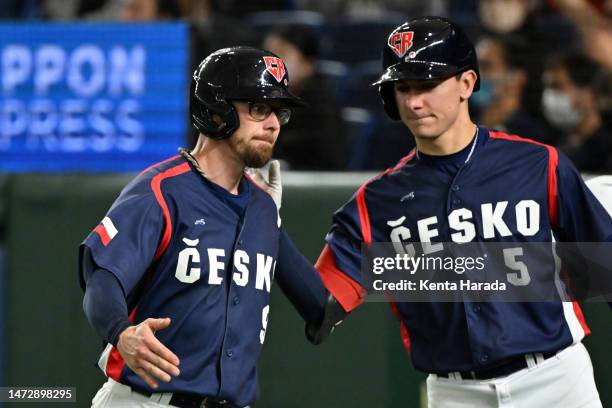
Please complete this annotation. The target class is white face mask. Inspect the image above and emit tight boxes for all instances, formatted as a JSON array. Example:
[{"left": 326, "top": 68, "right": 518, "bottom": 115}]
[
  {"left": 541, "top": 88, "right": 582, "bottom": 130},
  {"left": 479, "top": 0, "right": 528, "bottom": 33}
]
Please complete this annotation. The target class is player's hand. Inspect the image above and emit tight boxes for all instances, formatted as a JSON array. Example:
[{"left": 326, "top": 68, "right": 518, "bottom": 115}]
[
  {"left": 248, "top": 160, "right": 282, "bottom": 210},
  {"left": 116, "top": 317, "right": 181, "bottom": 389}
]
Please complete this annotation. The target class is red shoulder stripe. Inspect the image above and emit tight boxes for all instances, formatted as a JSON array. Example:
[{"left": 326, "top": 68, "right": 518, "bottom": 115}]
[
  {"left": 138, "top": 154, "right": 182, "bottom": 177},
  {"left": 355, "top": 184, "right": 372, "bottom": 245},
  {"left": 489, "top": 131, "right": 589, "bottom": 333},
  {"left": 151, "top": 162, "right": 191, "bottom": 260},
  {"left": 315, "top": 150, "right": 417, "bottom": 312},
  {"left": 355, "top": 149, "right": 417, "bottom": 245},
  {"left": 489, "top": 131, "right": 559, "bottom": 226}
]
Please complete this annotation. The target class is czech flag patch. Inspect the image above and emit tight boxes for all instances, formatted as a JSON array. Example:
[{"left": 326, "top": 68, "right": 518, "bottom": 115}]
[{"left": 94, "top": 217, "right": 118, "bottom": 246}]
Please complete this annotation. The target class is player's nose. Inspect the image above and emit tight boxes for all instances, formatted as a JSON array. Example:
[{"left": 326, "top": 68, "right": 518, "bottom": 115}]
[
  {"left": 402, "top": 92, "right": 425, "bottom": 111},
  {"left": 263, "top": 111, "right": 281, "bottom": 131}
]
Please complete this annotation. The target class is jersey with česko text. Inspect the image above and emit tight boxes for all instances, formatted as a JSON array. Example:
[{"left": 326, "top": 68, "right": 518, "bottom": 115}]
[
  {"left": 80, "top": 155, "right": 279, "bottom": 407},
  {"left": 316, "top": 127, "right": 612, "bottom": 374}
]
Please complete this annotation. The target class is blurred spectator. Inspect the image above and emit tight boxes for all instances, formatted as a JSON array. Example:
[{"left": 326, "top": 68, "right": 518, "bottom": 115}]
[
  {"left": 542, "top": 52, "right": 612, "bottom": 173},
  {"left": 550, "top": 0, "right": 612, "bottom": 69},
  {"left": 213, "top": 0, "right": 291, "bottom": 18},
  {"left": 43, "top": 0, "right": 123, "bottom": 20},
  {"left": 263, "top": 25, "right": 349, "bottom": 170},
  {"left": 295, "top": 0, "right": 446, "bottom": 19},
  {"left": 582, "top": 23, "right": 612, "bottom": 71},
  {"left": 551, "top": 0, "right": 612, "bottom": 133},
  {"left": 116, "top": 0, "right": 258, "bottom": 149},
  {"left": 179, "top": 0, "right": 258, "bottom": 147},
  {"left": 478, "top": 0, "right": 533, "bottom": 34},
  {"left": 368, "top": 0, "right": 447, "bottom": 17},
  {"left": 597, "top": 70, "right": 612, "bottom": 136},
  {"left": 475, "top": 0, "right": 578, "bottom": 123},
  {"left": 181, "top": 0, "right": 257, "bottom": 74},
  {"left": 42, "top": 0, "right": 183, "bottom": 20},
  {"left": 472, "top": 35, "right": 550, "bottom": 142},
  {"left": 120, "top": 0, "right": 180, "bottom": 21}
]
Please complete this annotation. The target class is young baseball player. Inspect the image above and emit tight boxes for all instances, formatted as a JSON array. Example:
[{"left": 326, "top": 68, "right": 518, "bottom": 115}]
[
  {"left": 267, "top": 17, "right": 612, "bottom": 408},
  {"left": 79, "top": 46, "right": 324, "bottom": 408}
]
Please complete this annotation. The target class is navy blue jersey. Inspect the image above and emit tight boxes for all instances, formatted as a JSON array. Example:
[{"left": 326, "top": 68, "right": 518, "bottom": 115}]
[
  {"left": 81, "top": 155, "right": 280, "bottom": 407},
  {"left": 316, "top": 128, "right": 612, "bottom": 373}
]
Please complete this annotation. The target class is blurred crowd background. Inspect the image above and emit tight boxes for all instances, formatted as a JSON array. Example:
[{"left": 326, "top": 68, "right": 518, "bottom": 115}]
[{"left": 3, "top": 0, "right": 611, "bottom": 173}]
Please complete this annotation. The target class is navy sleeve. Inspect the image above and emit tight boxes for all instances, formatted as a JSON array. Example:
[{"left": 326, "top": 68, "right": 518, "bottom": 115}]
[
  {"left": 315, "top": 194, "right": 368, "bottom": 312},
  {"left": 555, "top": 152, "right": 612, "bottom": 303},
  {"left": 80, "top": 180, "right": 165, "bottom": 296},
  {"left": 275, "top": 228, "right": 327, "bottom": 324},
  {"left": 83, "top": 268, "right": 132, "bottom": 347},
  {"left": 555, "top": 151, "right": 612, "bottom": 242},
  {"left": 323, "top": 196, "right": 367, "bottom": 286}
]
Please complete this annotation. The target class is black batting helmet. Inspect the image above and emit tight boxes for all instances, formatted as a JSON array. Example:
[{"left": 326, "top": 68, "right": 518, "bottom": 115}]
[
  {"left": 373, "top": 17, "right": 480, "bottom": 120},
  {"left": 190, "top": 46, "right": 304, "bottom": 140}
]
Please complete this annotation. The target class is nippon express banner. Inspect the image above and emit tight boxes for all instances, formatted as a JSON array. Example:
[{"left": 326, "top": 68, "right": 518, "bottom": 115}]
[{"left": 0, "top": 23, "right": 188, "bottom": 172}]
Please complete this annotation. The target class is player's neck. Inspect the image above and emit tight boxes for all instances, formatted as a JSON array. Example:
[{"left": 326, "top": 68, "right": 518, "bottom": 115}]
[
  {"left": 415, "top": 119, "right": 477, "bottom": 156},
  {"left": 190, "top": 136, "right": 243, "bottom": 194}
]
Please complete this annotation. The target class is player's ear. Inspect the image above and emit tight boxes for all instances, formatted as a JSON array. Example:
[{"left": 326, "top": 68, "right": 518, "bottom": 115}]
[{"left": 459, "top": 70, "right": 478, "bottom": 101}]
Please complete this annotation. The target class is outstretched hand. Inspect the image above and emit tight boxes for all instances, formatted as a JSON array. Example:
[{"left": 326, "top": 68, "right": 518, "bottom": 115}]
[{"left": 116, "top": 317, "right": 180, "bottom": 389}]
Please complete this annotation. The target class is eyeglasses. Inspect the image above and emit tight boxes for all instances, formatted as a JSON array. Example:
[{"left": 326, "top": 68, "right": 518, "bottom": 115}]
[{"left": 247, "top": 102, "right": 292, "bottom": 125}]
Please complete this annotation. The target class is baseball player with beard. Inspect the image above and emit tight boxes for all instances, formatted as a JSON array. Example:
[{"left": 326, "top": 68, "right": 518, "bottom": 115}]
[
  {"left": 261, "top": 17, "right": 612, "bottom": 408},
  {"left": 78, "top": 46, "right": 325, "bottom": 408}
]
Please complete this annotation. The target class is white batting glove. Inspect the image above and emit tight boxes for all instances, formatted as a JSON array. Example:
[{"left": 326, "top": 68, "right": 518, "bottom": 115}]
[{"left": 248, "top": 160, "right": 282, "bottom": 211}]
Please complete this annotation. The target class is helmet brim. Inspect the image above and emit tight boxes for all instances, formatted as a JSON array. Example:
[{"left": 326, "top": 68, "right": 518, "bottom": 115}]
[
  {"left": 227, "top": 86, "right": 307, "bottom": 107},
  {"left": 372, "top": 61, "right": 462, "bottom": 86}
]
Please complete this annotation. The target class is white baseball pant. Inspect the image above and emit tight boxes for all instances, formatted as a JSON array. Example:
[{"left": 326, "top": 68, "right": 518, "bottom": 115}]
[{"left": 426, "top": 342, "right": 602, "bottom": 408}]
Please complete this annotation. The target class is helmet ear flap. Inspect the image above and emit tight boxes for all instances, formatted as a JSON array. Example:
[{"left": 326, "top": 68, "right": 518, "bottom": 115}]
[
  {"left": 379, "top": 82, "right": 400, "bottom": 120},
  {"left": 198, "top": 100, "right": 239, "bottom": 140},
  {"left": 190, "top": 79, "right": 240, "bottom": 140}
]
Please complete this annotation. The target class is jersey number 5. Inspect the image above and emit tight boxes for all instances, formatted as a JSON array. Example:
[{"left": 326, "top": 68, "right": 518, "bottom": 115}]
[{"left": 503, "top": 247, "right": 531, "bottom": 286}]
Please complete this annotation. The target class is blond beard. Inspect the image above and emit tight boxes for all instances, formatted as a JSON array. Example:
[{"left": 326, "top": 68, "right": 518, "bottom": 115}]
[{"left": 228, "top": 135, "right": 274, "bottom": 168}]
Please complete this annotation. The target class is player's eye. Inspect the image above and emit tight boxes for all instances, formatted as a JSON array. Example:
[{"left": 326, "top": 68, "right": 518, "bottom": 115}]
[
  {"left": 394, "top": 80, "right": 441, "bottom": 93},
  {"left": 248, "top": 102, "right": 273, "bottom": 120},
  {"left": 394, "top": 82, "right": 414, "bottom": 93},
  {"left": 276, "top": 108, "right": 291, "bottom": 125},
  {"left": 247, "top": 102, "right": 291, "bottom": 125}
]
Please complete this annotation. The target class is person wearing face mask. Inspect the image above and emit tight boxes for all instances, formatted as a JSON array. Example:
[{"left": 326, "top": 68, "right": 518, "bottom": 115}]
[
  {"left": 262, "top": 24, "right": 349, "bottom": 170},
  {"left": 542, "top": 52, "right": 612, "bottom": 174},
  {"left": 478, "top": 0, "right": 542, "bottom": 35},
  {"left": 479, "top": 0, "right": 531, "bottom": 34},
  {"left": 472, "top": 34, "right": 550, "bottom": 142},
  {"left": 477, "top": 0, "right": 578, "bottom": 125}
]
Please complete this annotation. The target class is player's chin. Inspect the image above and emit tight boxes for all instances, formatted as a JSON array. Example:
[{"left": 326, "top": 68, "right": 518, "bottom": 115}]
[
  {"left": 403, "top": 116, "right": 432, "bottom": 131},
  {"left": 241, "top": 145, "right": 273, "bottom": 168},
  {"left": 406, "top": 122, "right": 438, "bottom": 139}
]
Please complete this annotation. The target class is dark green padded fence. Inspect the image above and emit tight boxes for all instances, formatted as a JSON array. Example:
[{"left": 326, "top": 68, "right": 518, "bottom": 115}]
[{"left": 1, "top": 173, "right": 609, "bottom": 407}]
